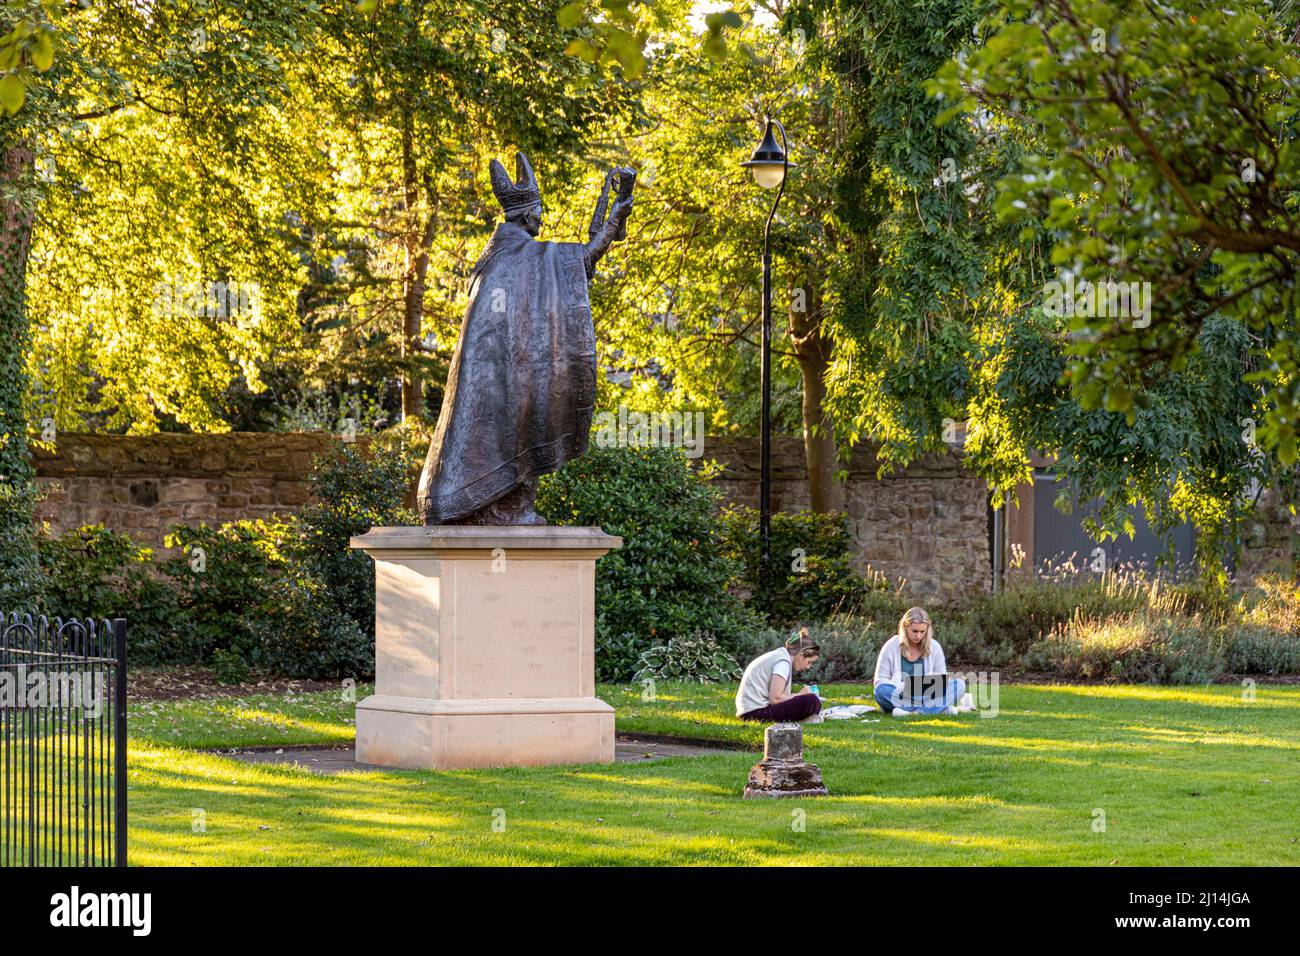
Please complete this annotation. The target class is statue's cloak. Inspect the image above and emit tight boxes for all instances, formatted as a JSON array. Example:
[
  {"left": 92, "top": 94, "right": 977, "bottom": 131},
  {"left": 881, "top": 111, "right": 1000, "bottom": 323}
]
[{"left": 417, "top": 220, "right": 597, "bottom": 523}]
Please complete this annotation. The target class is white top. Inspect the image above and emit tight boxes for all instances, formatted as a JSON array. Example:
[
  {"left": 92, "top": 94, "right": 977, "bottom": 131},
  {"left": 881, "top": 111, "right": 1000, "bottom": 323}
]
[
  {"left": 735, "top": 647, "right": 793, "bottom": 716},
  {"left": 873, "top": 635, "right": 947, "bottom": 686}
]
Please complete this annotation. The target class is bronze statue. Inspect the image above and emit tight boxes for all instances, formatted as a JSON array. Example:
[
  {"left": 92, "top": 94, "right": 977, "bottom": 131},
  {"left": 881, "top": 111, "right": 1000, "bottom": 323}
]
[{"left": 417, "top": 153, "right": 635, "bottom": 525}]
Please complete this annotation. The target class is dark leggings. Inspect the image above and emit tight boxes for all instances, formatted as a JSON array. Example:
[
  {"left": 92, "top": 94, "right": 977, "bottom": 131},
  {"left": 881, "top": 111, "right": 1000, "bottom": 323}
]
[{"left": 740, "top": 693, "right": 822, "bottom": 722}]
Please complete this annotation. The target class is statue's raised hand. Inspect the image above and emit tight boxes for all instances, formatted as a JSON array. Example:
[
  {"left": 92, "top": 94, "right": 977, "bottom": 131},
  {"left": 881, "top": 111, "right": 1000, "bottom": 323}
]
[
  {"left": 585, "top": 165, "right": 636, "bottom": 278},
  {"left": 610, "top": 167, "right": 636, "bottom": 239}
]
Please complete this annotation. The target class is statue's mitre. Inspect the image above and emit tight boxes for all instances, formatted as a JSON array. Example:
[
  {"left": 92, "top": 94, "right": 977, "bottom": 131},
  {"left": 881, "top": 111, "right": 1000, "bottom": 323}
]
[{"left": 489, "top": 152, "right": 541, "bottom": 214}]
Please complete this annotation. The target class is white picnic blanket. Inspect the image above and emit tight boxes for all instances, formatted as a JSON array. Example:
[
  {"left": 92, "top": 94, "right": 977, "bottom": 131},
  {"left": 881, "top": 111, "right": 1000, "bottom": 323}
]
[{"left": 820, "top": 704, "right": 877, "bottom": 719}]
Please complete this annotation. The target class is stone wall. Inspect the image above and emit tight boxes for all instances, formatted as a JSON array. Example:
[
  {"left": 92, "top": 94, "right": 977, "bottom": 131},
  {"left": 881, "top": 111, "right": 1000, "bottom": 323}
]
[
  {"left": 33, "top": 432, "right": 993, "bottom": 601},
  {"left": 33, "top": 433, "right": 340, "bottom": 556},
  {"left": 1235, "top": 482, "right": 1300, "bottom": 583},
  {"left": 702, "top": 436, "right": 991, "bottom": 602}
]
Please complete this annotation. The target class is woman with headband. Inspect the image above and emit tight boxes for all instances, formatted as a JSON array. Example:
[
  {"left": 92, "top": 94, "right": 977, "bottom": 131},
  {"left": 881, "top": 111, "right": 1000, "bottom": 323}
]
[{"left": 735, "top": 628, "right": 823, "bottom": 722}]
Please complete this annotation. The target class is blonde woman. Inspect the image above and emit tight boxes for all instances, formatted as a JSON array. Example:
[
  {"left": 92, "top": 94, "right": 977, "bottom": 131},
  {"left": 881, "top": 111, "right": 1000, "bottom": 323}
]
[
  {"left": 735, "top": 629, "right": 822, "bottom": 722},
  {"left": 873, "top": 607, "right": 966, "bottom": 716}
]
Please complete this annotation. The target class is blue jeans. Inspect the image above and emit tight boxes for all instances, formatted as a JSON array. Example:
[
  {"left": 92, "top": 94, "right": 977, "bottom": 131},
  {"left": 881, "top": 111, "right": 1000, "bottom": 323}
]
[{"left": 875, "top": 678, "right": 966, "bottom": 715}]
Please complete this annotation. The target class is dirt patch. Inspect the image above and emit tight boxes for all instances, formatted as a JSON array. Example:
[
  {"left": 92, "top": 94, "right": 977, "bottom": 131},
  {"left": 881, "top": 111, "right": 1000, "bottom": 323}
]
[{"left": 129, "top": 667, "right": 350, "bottom": 702}]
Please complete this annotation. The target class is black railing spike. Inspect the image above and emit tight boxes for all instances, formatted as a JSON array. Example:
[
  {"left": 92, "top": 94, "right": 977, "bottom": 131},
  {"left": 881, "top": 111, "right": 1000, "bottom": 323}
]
[{"left": 1, "top": 608, "right": 127, "bottom": 868}]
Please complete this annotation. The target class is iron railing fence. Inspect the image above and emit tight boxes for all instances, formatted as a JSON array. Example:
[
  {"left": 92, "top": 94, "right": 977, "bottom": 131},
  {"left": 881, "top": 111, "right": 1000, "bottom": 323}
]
[{"left": 0, "top": 613, "right": 126, "bottom": 867}]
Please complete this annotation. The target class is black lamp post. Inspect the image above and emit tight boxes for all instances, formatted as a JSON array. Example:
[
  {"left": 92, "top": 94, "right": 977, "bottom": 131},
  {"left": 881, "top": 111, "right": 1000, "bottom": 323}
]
[{"left": 741, "top": 116, "right": 794, "bottom": 583}]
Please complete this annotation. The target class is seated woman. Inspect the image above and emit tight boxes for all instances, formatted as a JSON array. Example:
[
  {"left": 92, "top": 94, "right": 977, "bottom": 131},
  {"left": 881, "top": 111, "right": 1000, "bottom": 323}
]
[
  {"left": 735, "top": 629, "right": 823, "bottom": 722},
  {"left": 873, "top": 607, "right": 966, "bottom": 717}
]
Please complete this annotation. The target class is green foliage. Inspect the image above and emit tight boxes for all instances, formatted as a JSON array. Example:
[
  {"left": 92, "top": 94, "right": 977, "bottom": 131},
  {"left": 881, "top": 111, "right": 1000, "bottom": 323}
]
[
  {"left": 1023, "top": 614, "right": 1230, "bottom": 685},
  {"left": 160, "top": 520, "right": 289, "bottom": 666},
  {"left": 931, "top": 0, "right": 1300, "bottom": 461},
  {"left": 581, "top": 13, "right": 807, "bottom": 440},
  {"left": 719, "top": 506, "right": 880, "bottom": 624},
  {"left": 250, "top": 573, "right": 372, "bottom": 681},
  {"left": 536, "top": 445, "right": 761, "bottom": 681},
  {"left": 37, "top": 524, "right": 175, "bottom": 655},
  {"left": 632, "top": 631, "right": 743, "bottom": 684},
  {"left": 0, "top": 481, "right": 43, "bottom": 610},
  {"left": 962, "top": 572, "right": 1148, "bottom": 660},
  {"left": 806, "top": 0, "right": 1023, "bottom": 471},
  {"left": 34, "top": 447, "right": 410, "bottom": 679},
  {"left": 0, "top": 1, "right": 57, "bottom": 116},
  {"left": 291, "top": 443, "right": 417, "bottom": 638},
  {"left": 1225, "top": 624, "right": 1300, "bottom": 676},
  {"left": 211, "top": 646, "right": 252, "bottom": 685}
]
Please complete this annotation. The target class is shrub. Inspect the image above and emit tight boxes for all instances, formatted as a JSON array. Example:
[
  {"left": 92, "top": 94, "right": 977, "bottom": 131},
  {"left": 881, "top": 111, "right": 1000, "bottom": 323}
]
[
  {"left": 720, "top": 507, "right": 880, "bottom": 624},
  {"left": 632, "top": 632, "right": 743, "bottom": 684},
  {"left": 1240, "top": 575, "right": 1300, "bottom": 636},
  {"left": 291, "top": 443, "right": 417, "bottom": 638},
  {"left": 1224, "top": 624, "right": 1300, "bottom": 675},
  {"left": 1023, "top": 612, "right": 1227, "bottom": 684},
  {"left": 734, "top": 617, "right": 886, "bottom": 685},
  {"left": 38, "top": 524, "right": 177, "bottom": 661},
  {"left": 250, "top": 574, "right": 373, "bottom": 680},
  {"left": 159, "top": 520, "right": 288, "bottom": 665},
  {"left": 962, "top": 570, "right": 1151, "bottom": 658},
  {"left": 211, "top": 646, "right": 251, "bottom": 685},
  {"left": 537, "top": 445, "right": 762, "bottom": 681},
  {"left": 0, "top": 480, "right": 43, "bottom": 610}
]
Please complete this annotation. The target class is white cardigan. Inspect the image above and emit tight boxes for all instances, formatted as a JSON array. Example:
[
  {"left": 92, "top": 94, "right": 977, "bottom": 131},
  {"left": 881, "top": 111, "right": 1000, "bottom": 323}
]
[{"left": 873, "top": 635, "right": 948, "bottom": 687}]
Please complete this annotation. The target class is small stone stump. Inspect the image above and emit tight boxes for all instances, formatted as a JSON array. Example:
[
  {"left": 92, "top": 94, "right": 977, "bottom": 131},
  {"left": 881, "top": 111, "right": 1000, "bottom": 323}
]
[{"left": 743, "top": 722, "right": 829, "bottom": 799}]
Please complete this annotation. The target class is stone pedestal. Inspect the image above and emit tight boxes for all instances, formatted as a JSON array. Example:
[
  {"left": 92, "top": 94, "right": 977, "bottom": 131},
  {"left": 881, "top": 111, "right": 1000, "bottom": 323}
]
[
  {"left": 743, "top": 722, "right": 829, "bottom": 799},
  {"left": 349, "top": 526, "right": 621, "bottom": 770}
]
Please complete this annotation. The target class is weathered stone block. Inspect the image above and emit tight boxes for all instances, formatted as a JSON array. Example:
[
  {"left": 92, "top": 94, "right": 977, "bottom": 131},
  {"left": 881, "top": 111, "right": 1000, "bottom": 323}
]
[{"left": 743, "top": 722, "right": 829, "bottom": 799}]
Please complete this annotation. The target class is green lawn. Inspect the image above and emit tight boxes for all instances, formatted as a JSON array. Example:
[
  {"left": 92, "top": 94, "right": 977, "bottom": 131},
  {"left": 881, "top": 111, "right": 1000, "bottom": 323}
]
[{"left": 124, "top": 681, "right": 1300, "bottom": 865}]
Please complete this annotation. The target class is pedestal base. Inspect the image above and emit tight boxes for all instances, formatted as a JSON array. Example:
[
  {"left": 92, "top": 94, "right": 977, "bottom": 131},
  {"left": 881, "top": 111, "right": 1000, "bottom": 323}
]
[
  {"left": 350, "top": 526, "right": 622, "bottom": 771},
  {"left": 356, "top": 695, "right": 615, "bottom": 770}
]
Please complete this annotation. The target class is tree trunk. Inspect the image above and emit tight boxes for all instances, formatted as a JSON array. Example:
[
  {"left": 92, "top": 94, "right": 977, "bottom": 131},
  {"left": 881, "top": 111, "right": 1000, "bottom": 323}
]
[
  {"left": 399, "top": 116, "right": 433, "bottom": 422},
  {"left": 788, "top": 274, "right": 844, "bottom": 514},
  {"left": 0, "top": 140, "right": 43, "bottom": 607},
  {"left": 1, "top": 142, "right": 36, "bottom": 482}
]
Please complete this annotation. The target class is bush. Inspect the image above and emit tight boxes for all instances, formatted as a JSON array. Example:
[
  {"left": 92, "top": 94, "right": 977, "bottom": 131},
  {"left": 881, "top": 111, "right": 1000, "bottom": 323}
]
[
  {"left": 211, "top": 646, "right": 252, "bottom": 685},
  {"left": 537, "top": 446, "right": 762, "bottom": 682},
  {"left": 962, "top": 570, "right": 1152, "bottom": 658},
  {"left": 632, "top": 632, "right": 743, "bottom": 684},
  {"left": 250, "top": 574, "right": 373, "bottom": 680},
  {"left": 720, "top": 507, "right": 881, "bottom": 624},
  {"left": 159, "top": 520, "right": 288, "bottom": 665},
  {"left": 35, "top": 444, "right": 415, "bottom": 680},
  {"left": 1023, "top": 612, "right": 1227, "bottom": 684},
  {"left": 1240, "top": 575, "right": 1300, "bottom": 635},
  {"left": 1224, "top": 623, "right": 1300, "bottom": 675},
  {"left": 290, "top": 443, "right": 417, "bottom": 638},
  {"left": 734, "top": 617, "right": 887, "bottom": 685},
  {"left": 0, "top": 480, "right": 44, "bottom": 610},
  {"left": 38, "top": 525, "right": 177, "bottom": 661}
]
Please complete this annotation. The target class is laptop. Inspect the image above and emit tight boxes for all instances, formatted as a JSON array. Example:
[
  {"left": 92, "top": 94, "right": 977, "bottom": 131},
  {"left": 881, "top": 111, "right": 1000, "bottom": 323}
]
[{"left": 901, "top": 673, "right": 949, "bottom": 707}]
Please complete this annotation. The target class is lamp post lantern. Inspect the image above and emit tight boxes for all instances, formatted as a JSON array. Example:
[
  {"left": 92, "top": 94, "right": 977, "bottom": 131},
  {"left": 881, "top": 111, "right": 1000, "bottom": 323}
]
[{"left": 741, "top": 116, "right": 794, "bottom": 584}]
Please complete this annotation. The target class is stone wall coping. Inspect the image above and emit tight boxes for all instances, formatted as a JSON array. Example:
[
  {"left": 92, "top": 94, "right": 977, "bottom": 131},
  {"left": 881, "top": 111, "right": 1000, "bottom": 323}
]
[
  {"left": 33, "top": 431, "right": 354, "bottom": 481},
  {"left": 33, "top": 431, "right": 980, "bottom": 482}
]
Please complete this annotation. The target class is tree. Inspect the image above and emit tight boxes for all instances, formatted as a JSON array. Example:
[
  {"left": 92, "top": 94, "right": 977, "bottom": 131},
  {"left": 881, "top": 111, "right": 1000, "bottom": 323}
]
[
  {"left": 309, "top": 0, "right": 635, "bottom": 423},
  {"left": 931, "top": 0, "right": 1300, "bottom": 458},
  {"left": 587, "top": 7, "right": 856, "bottom": 511},
  {"left": 25, "top": 1, "right": 328, "bottom": 434},
  {"left": 1, "top": 0, "right": 62, "bottom": 607}
]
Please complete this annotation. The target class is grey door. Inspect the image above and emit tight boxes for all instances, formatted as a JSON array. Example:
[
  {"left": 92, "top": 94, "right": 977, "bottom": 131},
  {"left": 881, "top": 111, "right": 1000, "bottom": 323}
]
[{"left": 1032, "top": 471, "right": 1195, "bottom": 574}]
